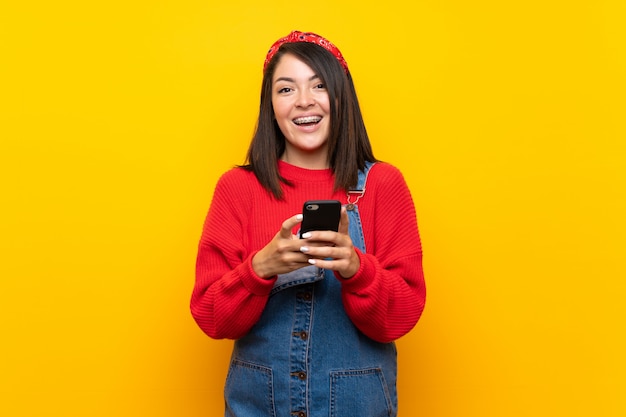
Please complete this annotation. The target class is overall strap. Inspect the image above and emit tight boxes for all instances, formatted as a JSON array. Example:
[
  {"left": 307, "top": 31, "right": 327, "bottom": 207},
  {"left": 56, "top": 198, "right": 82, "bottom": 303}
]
[
  {"left": 346, "top": 161, "right": 376, "bottom": 210},
  {"left": 345, "top": 161, "right": 376, "bottom": 253}
]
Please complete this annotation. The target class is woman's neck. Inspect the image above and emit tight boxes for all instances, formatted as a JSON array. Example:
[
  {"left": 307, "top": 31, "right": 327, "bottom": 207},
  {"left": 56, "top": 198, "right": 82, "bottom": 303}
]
[{"left": 280, "top": 150, "right": 329, "bottom": 170}]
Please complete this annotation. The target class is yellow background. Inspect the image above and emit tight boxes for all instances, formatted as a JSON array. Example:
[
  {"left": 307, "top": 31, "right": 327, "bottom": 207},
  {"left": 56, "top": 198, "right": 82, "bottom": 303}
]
[{"left": 1, "top": 0, "right": 625, "bottom": 416}]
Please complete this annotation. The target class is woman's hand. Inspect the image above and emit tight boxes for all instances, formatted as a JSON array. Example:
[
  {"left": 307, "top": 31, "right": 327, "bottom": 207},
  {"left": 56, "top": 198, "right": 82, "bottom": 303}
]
[
  {"left": 299, "top": 207, "right": 360, "bottom": 279},
  {"left": 252, "top": 214, "right": 311, "bottom": 279}
]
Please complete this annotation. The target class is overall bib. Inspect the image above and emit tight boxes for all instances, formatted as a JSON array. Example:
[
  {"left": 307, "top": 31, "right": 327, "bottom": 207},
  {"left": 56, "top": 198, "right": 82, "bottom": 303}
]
[{"left": 224, "top": 163, "right": 397, "bottom": 417}]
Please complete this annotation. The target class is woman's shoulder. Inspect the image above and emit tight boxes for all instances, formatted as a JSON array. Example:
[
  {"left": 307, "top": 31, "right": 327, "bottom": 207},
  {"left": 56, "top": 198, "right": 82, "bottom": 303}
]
[
  {"left": 216, "top": 166, "right": 257, "bottom": 186},
  {"left": 213, "top": 166, "right": 260, "bottom": 198},
  {"left": 368, "top": 161, "right": 406, "bottom": 184},
  {"left": 365, "top": 162, "right": 416, "bottom": 210},
  {"left": 366, "top": 161, "right": 414, "bottom": 199}
]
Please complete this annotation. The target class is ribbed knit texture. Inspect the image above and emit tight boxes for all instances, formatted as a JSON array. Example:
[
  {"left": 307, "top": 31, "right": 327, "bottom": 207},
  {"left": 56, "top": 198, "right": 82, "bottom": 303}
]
[{"left": 191, "top": 161, "right": 425, "bottom": 343}]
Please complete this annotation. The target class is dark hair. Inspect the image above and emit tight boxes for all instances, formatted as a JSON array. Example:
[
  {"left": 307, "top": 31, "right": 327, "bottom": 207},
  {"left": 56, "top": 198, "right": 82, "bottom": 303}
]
[{"left": 242, "top": 42, "right": 376, "bottom": 199}]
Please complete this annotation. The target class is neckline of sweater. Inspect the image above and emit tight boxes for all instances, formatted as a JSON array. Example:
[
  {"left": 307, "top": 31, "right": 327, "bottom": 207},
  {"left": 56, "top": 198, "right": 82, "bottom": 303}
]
[{"left": 278, "top": 160, "right": 334, "bottom": 182}]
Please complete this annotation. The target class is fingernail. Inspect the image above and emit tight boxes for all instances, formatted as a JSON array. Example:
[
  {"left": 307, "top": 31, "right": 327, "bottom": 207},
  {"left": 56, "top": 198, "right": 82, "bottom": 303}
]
[
  {"left": 296, "top": 214, "right": 303, "bottom": 220},
  {"left": 300, "top": 246, "right": 309, "bottom": 253},
  {"left": 301, "top": 232, "right": 312, "bottom": 239},
  {"left": 308, "top": 259, "right": 316, "bottom": 265}
]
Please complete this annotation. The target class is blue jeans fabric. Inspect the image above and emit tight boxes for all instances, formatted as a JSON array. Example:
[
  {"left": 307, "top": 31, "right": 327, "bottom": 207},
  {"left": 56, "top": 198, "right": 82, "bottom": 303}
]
[{"left": 225, "top": 163, "right": 397, "bottom": 417}]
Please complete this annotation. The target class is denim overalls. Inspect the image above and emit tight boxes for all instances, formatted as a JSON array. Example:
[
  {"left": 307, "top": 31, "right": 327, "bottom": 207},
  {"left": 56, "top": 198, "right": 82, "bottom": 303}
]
[{"left": 224, "top": 162, "right": 397, "bottom": 417}]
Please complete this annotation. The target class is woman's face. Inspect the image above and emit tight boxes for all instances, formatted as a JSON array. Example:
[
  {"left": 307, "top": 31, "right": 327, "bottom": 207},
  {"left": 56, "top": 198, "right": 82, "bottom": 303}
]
[{"left": 271, "top": 53, "right": 331, "bottom": 168}]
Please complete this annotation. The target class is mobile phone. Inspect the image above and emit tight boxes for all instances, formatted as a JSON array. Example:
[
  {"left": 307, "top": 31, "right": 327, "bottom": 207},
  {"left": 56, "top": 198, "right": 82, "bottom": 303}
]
[{"left": 299, "top": 200, "right": 341, "bottom": 238}]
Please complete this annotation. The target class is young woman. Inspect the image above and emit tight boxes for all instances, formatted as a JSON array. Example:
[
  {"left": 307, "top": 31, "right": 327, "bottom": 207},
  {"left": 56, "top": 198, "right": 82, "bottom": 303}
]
[{"left": 191, "top": 31, "right": 426, "bottom": 417}]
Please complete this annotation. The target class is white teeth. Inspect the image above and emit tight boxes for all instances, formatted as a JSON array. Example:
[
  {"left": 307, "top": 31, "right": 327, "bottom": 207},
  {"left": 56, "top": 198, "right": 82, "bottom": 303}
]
[{"left": 293, "top": 116, "right": 322, "bottom": 125}]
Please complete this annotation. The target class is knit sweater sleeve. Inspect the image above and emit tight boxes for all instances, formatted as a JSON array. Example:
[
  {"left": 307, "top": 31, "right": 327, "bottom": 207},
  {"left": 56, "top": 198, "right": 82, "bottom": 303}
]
[
  {"left": 338, "top": 163, "right": 426, "bottom": 343},
  {"left": 190, "top": 169, "right": 276, "bottom": 339}
]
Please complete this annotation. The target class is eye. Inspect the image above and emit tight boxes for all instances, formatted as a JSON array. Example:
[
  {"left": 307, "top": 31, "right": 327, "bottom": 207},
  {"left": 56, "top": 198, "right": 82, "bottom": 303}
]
[
  {"left": 277, "top": 86, "right": 292, "bottom": 94},
  {"left": 314, "top": 83, "right": 325, "bottom": 89}
]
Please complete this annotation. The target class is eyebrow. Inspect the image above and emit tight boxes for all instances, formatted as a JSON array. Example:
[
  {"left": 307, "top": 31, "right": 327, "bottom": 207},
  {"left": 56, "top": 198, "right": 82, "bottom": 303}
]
[{"left": 274, "top": 74, "right": 321, "bottom": 83}]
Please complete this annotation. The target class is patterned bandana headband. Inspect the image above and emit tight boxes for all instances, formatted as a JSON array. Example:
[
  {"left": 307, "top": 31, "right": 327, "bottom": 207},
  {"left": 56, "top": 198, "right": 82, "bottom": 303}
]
[{"left": 263, "top": 31, "right": 349, "bottom": 74}]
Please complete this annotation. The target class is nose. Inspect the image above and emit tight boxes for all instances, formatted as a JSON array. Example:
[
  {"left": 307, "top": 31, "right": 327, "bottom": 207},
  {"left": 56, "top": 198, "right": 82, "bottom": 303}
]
[{"left": 295, "top": 89, "right": 315, "bottom": 108}]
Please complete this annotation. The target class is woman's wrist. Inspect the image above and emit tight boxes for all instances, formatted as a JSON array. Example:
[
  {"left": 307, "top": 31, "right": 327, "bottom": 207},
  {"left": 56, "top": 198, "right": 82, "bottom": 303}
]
[
  {"left": 338, "top": 250, "right": 361, "bottom": 279},
  {"left": 251, "top": 251, "right": 273, "bottom": 279}
]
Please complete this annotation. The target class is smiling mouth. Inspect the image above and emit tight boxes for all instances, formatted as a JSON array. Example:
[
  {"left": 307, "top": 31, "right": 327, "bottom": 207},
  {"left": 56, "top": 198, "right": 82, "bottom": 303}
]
[{"left": 293, "top": 116, "right": 322, "bottom": 126}]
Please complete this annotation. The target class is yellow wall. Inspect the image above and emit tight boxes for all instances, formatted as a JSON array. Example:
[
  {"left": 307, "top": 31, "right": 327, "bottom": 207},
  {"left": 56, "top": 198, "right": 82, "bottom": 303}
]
[{"left": 1, "top": 1, "right": 625, "bottom": 416}]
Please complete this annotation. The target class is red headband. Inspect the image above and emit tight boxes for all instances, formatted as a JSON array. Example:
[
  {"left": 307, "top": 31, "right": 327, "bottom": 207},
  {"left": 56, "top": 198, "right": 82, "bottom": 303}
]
[{"left": 263, "top": 31, "right": 349, "bottom": 74}]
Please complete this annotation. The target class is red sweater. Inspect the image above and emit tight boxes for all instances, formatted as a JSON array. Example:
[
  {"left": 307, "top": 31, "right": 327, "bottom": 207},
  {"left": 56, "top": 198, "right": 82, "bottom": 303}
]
[{"left": 191, "top": 161, "right": 426, "bottom": 343}]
